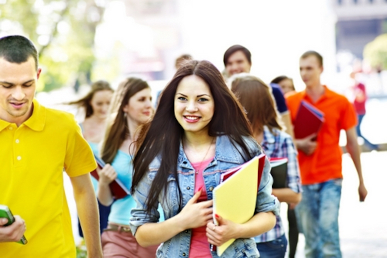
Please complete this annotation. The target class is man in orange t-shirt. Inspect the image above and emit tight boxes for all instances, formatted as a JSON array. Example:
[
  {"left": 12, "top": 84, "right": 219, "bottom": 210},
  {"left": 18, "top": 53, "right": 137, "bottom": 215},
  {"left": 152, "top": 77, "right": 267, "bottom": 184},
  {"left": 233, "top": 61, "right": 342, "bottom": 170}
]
[{"left": 285, "top": 51, "right": 368, "bottom": 258}]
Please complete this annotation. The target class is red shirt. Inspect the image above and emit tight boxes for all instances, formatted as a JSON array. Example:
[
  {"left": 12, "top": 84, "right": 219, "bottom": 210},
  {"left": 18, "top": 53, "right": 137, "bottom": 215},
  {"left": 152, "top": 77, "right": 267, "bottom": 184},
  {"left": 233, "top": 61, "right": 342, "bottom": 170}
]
[
  {"left": 352, "top": 82, "right": 366, "bottom": 115},
  {"left": 286, "top": 86, "right": 357, "bottom": 184}
]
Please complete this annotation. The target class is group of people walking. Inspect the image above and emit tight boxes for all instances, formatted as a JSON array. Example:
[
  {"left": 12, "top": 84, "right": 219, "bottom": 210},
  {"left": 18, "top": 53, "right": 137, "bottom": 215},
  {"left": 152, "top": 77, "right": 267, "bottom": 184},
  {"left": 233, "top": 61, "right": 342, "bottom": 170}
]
[{"left": 0, "top": 34, "right": 367, "bottom": 258}]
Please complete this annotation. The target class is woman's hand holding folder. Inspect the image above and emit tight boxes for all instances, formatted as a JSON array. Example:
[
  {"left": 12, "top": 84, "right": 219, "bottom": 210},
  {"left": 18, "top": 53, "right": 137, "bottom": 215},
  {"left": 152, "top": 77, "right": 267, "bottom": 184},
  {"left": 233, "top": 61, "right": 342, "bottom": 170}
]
[
  {"left": 178, "top": 188, "right": 213, "bottom": 230},
  {"left": 97, "top": 164, "right": 117, "bottom": 185},
  {"left": 96, "top": 164, "right": 118, "bottom": 206},
  {"left": 206, "top": 214, "right": 238, "bottom": 247},
  {"left": 206, "top": 212, "right": 277, "bottom": 249}
]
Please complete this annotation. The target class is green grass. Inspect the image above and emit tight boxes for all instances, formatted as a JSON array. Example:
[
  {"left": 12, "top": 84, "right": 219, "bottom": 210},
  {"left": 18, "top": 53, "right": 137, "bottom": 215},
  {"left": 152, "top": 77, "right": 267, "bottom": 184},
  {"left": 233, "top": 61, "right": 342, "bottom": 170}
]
[{"left": 76, "top": 239, "right": 87, "bottom": 258}]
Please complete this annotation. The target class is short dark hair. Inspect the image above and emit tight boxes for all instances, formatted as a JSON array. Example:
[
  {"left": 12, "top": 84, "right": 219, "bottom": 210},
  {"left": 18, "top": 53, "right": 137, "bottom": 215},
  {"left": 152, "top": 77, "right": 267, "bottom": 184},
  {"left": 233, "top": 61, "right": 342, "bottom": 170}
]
[
  {"left": 0, "top": 35, "right": 38, "bottom": 70},
  {"left": 271, "top": 75, "right": 289, "bottom": 84},
  {"left": 300, "top": 50, "right": 323, "bottom": 67},
  {"left": 223, "top": 45, "right": 252, "bottom": 66}
]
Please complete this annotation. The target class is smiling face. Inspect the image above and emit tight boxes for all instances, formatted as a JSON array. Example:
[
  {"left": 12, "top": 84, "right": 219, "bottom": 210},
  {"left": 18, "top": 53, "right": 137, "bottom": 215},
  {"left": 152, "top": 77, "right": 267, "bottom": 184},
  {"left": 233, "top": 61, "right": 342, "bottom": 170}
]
[
  {"left": 225, "top": 50, "right": 252, "bottom": 76},
  {"left": 0, "top": 57, "right": 41, "bottom": 125},
  {"left": 90, "top": 90, "right": 113, "bottom": 120},
  {"left": 174, "top": 75, "right": 214, "bottom": 136},
  {"left": 123, "top": 87, "right": 153, "bottom": 126}
]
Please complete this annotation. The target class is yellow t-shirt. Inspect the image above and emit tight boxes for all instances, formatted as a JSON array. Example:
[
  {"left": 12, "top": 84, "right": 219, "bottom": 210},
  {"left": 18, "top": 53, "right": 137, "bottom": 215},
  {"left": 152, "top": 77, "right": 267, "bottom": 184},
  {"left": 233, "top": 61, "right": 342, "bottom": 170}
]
[{"left": 0, "top": 99, "right": 97, "bottom": 258}]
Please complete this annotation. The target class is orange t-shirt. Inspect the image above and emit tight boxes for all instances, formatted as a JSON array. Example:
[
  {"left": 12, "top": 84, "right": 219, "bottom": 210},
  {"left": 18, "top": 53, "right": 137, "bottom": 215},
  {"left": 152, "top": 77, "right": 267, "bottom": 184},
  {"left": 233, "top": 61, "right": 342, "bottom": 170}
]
[{"left": 285, "top": 86, "right": 357, "bottom": 185}]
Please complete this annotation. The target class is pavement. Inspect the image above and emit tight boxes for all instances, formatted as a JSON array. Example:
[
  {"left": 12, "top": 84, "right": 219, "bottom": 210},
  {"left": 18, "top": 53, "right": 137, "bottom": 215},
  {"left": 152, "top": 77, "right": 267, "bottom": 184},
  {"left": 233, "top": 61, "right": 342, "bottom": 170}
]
[{"left": 290, "top": 150, "right": 387, "bottom": 258}]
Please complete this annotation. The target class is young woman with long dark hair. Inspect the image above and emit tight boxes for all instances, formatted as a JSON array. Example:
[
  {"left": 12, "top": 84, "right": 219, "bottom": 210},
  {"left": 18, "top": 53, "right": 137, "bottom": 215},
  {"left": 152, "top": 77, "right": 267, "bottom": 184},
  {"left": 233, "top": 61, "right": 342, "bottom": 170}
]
[
  {"left": 231, "top": 74, "right": 302, "bottom": 258},
  {"left": 97, "top": 78, "right": 161, "bottom": 258},
  {"left": 130, "top": 60, "right": 279, "bottom": 258}
]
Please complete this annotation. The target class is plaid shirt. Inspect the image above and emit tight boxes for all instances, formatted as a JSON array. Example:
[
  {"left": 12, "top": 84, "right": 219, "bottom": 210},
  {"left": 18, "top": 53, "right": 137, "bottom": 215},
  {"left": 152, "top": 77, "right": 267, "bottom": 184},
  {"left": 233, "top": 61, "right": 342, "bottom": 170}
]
[{"left": 254, "top": 126, "right": 302, "bottom": 243}]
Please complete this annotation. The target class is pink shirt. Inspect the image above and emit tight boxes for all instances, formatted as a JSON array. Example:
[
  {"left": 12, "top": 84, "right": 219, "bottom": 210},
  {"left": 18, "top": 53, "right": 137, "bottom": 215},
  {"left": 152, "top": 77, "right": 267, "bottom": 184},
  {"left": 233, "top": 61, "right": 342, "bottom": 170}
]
[{"left": 189, "top": 157, "right": 214, "bottom": 258}]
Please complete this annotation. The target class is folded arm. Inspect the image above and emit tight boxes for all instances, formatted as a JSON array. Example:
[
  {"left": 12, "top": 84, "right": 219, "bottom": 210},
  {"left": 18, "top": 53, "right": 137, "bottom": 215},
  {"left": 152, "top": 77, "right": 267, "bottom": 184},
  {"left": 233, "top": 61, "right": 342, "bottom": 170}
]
[
  {"left": 272, "top": 188, "right": 301, "bottom": 203},
  {"left": 131, "top": 182, "right": 213, "bottom": 247},
  {"left": 97, "top": 164, "right": 117, "bottom": 206},
  {"left": 272, "top": 136, "right": 302, "bottom": 204},
  {"left": 132, "top": 212, "right": 184, "bottom": 247}
]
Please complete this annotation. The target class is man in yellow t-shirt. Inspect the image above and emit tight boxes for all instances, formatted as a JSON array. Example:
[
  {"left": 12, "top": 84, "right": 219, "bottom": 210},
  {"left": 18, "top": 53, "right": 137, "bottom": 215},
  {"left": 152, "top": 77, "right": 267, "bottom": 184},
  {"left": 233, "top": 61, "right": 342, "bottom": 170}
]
[{"left": 0, "top": 35, "right": 103, "bottom": 257}]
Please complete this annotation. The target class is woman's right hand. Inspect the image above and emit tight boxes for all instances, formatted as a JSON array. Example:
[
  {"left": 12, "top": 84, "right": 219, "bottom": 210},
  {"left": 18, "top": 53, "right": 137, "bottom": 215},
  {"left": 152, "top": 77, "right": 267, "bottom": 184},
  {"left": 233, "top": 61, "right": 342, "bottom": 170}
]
[
  {"left": 178, "top": 188, "right": 213, "bottom": 230},
  {"left": 97, "top": 164, "right": 117, "bottom": 185}
]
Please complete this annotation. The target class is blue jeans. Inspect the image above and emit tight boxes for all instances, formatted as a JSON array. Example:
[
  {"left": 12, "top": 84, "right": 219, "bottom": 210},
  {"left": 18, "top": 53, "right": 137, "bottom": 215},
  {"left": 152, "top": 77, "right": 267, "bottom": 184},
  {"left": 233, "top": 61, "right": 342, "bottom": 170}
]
[
  {"left": 356, "top": 114, "right": 378, "bottom": 150},
  {"left": 295, "top": 179, "right": 342, "bottom": 258},
  {"left": 256, "top": 234, "right": 287, "bottom": 258}
]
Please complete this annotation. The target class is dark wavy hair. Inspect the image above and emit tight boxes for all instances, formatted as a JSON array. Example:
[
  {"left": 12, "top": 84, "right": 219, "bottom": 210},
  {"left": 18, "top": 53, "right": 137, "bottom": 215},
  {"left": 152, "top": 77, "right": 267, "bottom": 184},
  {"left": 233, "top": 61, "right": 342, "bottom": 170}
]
[{"left": 131, "top": 60, "right": 255, "bottom": 213}]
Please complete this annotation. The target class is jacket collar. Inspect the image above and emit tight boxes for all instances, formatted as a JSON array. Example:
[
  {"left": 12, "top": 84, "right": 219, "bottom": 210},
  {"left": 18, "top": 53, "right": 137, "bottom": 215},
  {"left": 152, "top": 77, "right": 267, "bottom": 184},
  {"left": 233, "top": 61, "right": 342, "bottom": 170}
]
[{"left": 177, "top": 134, "right": 255, "bottom": 168}]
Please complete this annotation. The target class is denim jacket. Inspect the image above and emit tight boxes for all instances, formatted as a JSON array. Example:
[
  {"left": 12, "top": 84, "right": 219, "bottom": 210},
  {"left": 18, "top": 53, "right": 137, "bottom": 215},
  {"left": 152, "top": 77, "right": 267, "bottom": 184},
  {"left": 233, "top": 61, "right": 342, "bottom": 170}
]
[{"left": 130, "top": 135, "right": 279, "bottom": 258}]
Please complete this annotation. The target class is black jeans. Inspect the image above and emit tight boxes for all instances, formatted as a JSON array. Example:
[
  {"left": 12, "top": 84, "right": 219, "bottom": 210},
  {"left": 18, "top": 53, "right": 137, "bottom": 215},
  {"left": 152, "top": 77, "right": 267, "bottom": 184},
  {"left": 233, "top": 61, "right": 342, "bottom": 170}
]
[{"left": 288, "top": 204, "right": 299, "bottom": 258}]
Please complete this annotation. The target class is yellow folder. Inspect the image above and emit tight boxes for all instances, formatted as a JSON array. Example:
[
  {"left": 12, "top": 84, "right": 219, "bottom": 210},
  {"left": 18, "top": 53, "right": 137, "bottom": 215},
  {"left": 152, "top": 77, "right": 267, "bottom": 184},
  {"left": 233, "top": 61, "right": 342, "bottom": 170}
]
[{"left": 212, "top": 156, "right": 260, "bottom": 256}]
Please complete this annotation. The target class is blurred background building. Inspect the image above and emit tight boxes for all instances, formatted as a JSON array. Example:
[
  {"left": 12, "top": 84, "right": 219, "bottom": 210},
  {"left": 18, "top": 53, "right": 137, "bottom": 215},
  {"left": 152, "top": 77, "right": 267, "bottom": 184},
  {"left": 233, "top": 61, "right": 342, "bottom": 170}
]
[
  {"left": 1, "top": 0, "right": 387, "bottom": 131},
  {"left": 333, "top": 0, "right": 387, "bottom": 96},
  {"left": 334, "top": 0, "right": 387, "bottom": 59},
  {"left": 1, "top": 0, "right": 386, "bottom": 95}
]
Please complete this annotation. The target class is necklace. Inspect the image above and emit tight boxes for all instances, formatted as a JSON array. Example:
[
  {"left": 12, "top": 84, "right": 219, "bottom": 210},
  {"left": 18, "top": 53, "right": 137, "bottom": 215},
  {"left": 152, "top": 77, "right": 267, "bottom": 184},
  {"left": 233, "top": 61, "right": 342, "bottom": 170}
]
[{"left": 184, "top": 138, "right": 214, "bottom": 174}]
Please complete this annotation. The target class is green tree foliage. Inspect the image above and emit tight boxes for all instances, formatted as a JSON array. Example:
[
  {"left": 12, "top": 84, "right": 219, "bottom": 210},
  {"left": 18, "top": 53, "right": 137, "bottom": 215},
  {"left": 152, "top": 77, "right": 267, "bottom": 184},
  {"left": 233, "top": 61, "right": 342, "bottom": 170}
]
[
  {"left": 363, "top": 33, "right": 387, "bottom": 71},
  {"left": 0, "top": 0, "right": 106, "bottom": 92}
]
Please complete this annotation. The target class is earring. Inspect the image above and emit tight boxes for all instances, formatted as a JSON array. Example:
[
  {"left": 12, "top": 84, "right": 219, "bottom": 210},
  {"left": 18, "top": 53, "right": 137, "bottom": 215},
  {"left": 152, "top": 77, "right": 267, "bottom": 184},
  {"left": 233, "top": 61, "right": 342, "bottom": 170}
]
[{"left": 124, "top": 112, "right": 127, "bottom": 118}]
